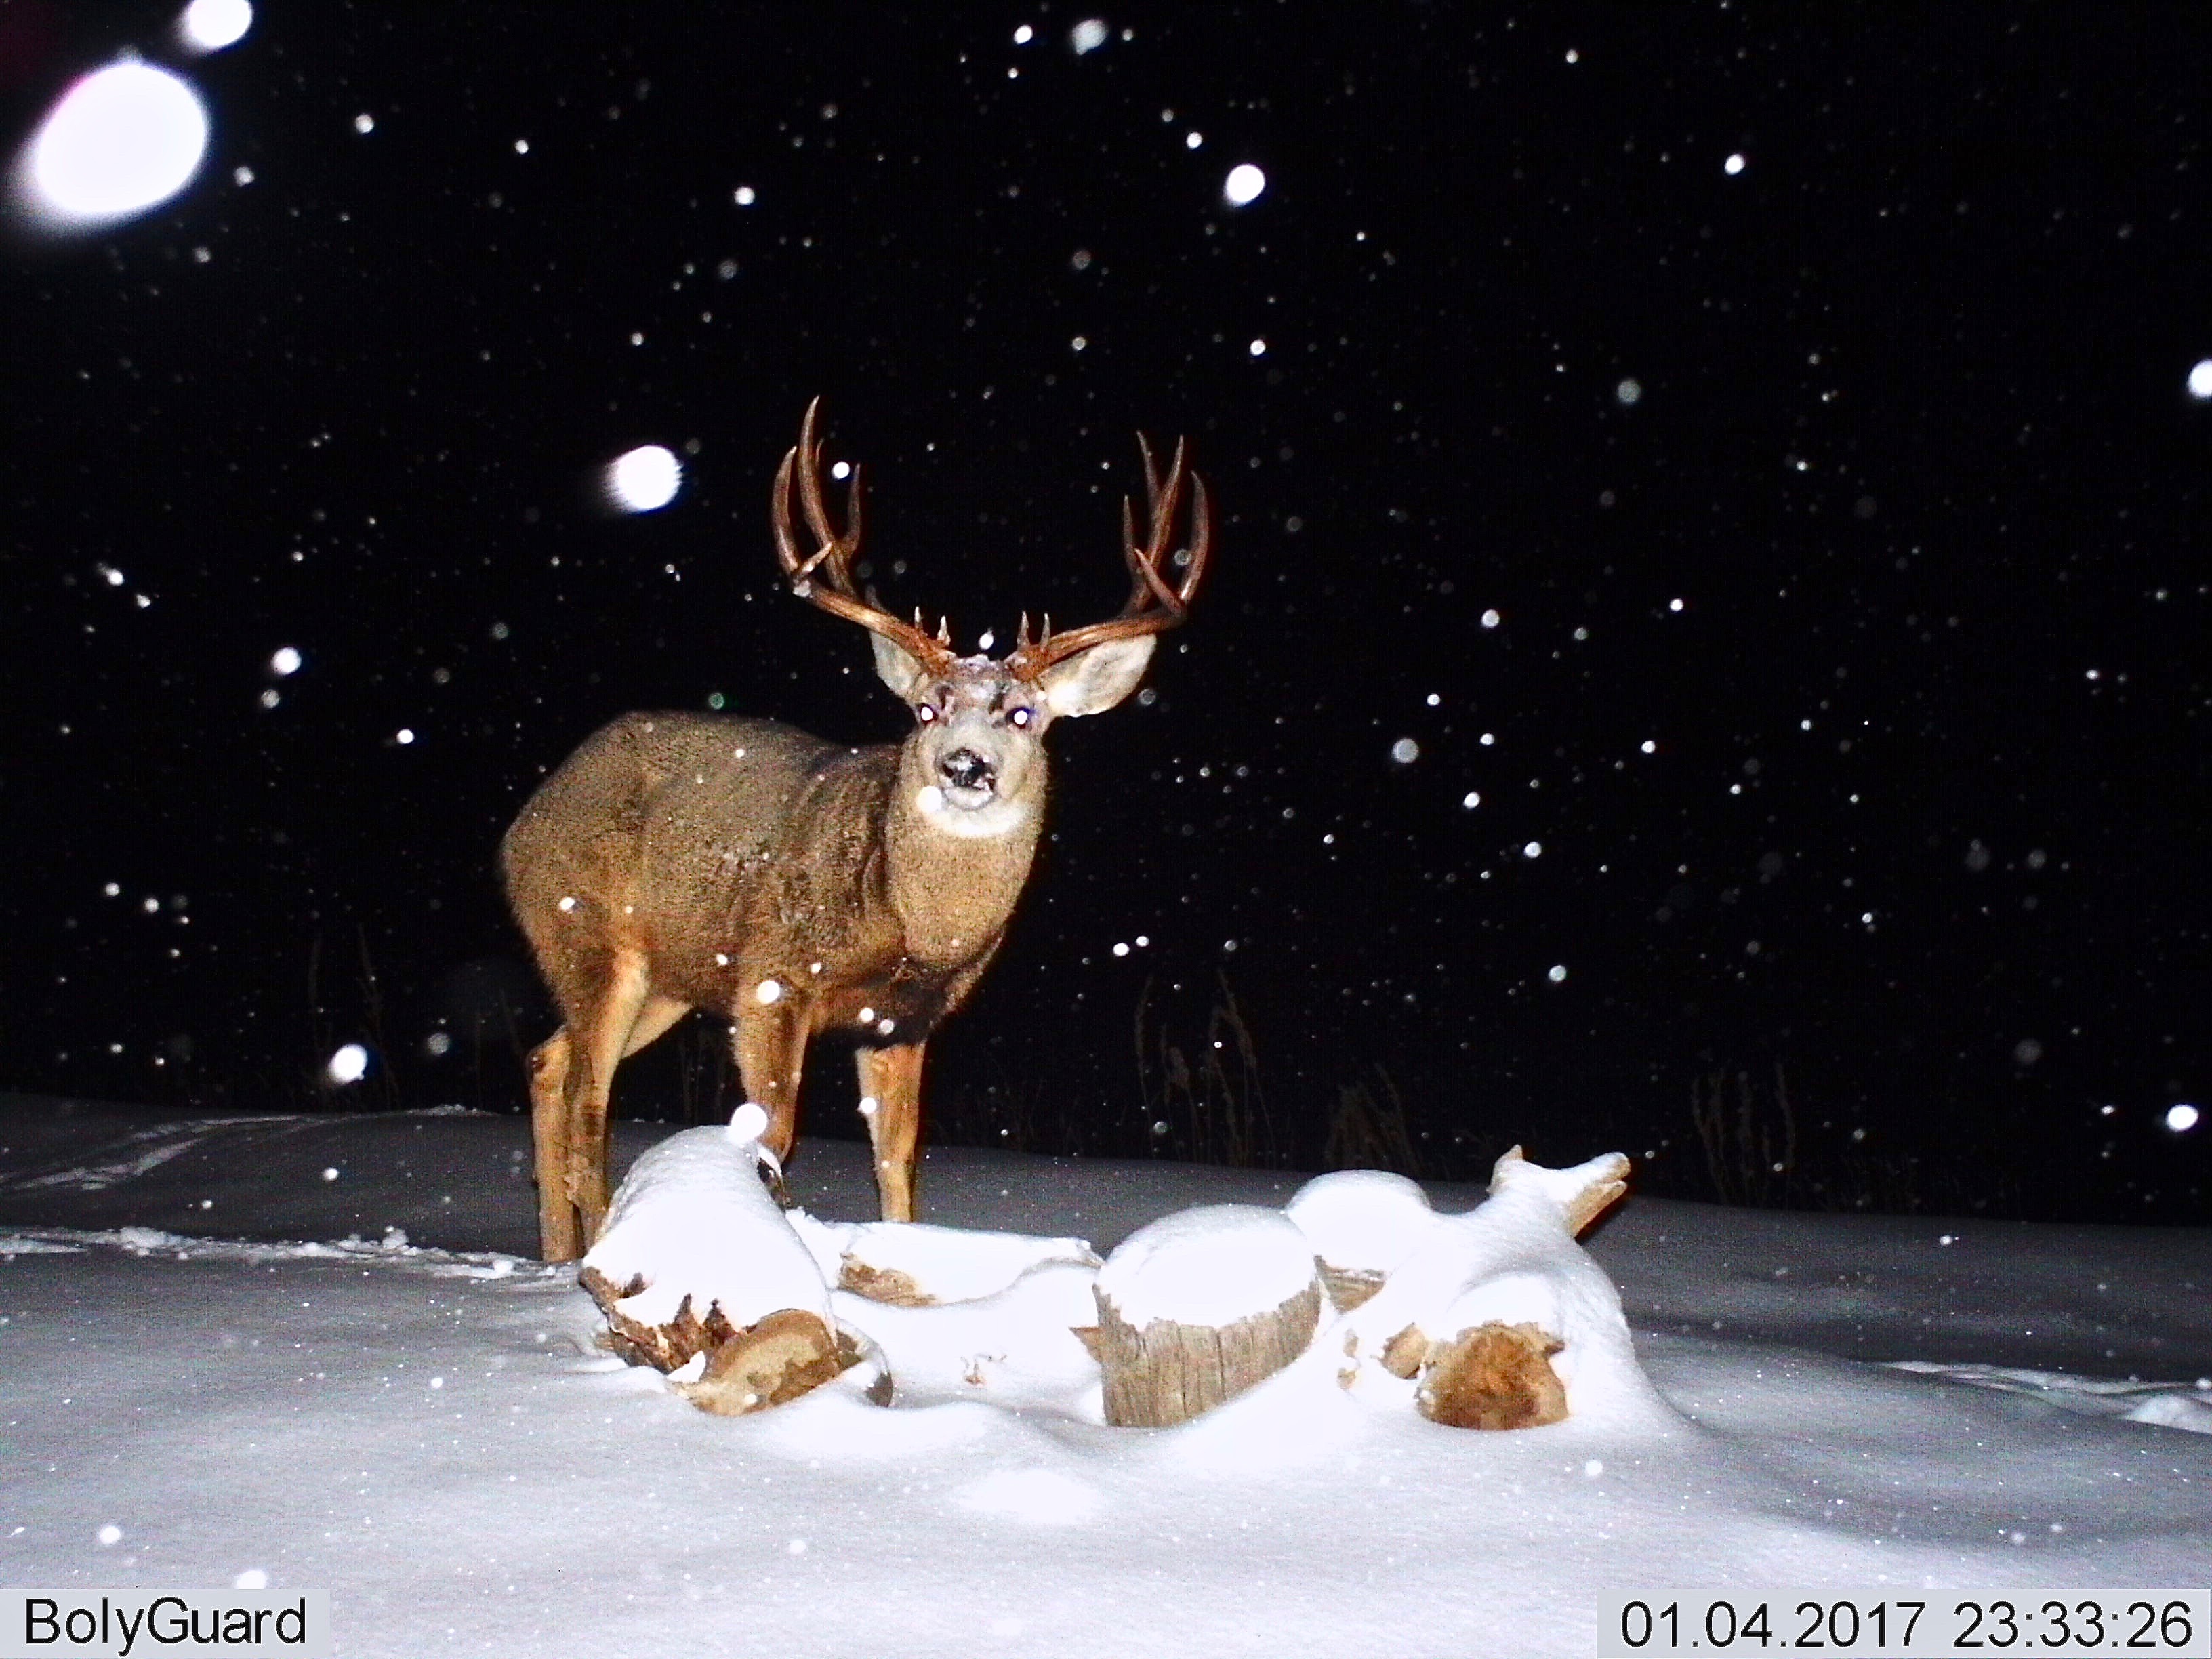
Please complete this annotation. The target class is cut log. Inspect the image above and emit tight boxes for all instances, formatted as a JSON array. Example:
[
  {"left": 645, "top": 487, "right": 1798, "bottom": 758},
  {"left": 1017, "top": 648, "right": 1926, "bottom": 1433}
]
[
  {"left": 579, "top": 1260, "right": 863, "bottom": 1415},
  {"left": 1416, "top": 1319, "right": 1568, "bottom": 1431},
  {"left": 839, "top": 1258, "right": 933, "bottom": 1307},
  {"left": 1092, "top": 1280, "right": 1322, "bottom": 1427},
  {"left": 574, "top": 1115, "right": 859, "bottom": 1413},
  {"left": 1324, "top": 1148, "right": 1649, "bottom": 1431},
  {"left": 1488, "top": 1143, "right": 1629, "bottom": 1237},
  {"left": 1284, "top": 1168, "right": 1439, "bottom": 1312},
  {"left": 827, "top": 1221, "right": 1100, "bottom": 1309},
  {"left": 1088, "top": 1204, "right": 1323, "bottom": 1427},
  {"left": 1318, "top": 1264, "right": 1386, "bottom": 1312},
  {"left": 580, "top": 1263, "right": 738, "bottom": 1372},
  {"left": 675, "top": 1309, "right": 851, "bottom": 1417}
]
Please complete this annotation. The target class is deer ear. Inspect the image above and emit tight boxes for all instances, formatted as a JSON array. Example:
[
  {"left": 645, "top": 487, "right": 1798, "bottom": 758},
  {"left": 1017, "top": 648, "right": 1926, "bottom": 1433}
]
[
  {"left": 872, "top": 631, "right": 932, "bottom": 701},
  {"left": 1037, "top": 634, "right": 1155, "bottom": 718}
]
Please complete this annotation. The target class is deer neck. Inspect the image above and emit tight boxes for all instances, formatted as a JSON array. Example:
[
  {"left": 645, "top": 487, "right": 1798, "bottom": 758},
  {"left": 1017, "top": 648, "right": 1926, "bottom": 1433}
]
[{"left": 882, "top": 745, "right": 1046, "bottom": 966}]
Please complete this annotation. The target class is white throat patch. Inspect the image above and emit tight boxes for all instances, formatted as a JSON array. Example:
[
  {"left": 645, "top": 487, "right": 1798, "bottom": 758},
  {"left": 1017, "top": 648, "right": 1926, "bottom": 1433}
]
[{"left": 915, "top": 783, "right": 1032, "bottom": 840}]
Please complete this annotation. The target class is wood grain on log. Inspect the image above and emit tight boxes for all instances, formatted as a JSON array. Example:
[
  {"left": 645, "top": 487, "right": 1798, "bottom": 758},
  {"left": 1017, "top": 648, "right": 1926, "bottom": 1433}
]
[
  {"left": 1416, "top": 1319, "right": 1568, "bottom": 1430},
  {"left": 579, "top": 1263, "right": 862, "bottom": 1414},
  {"left": 580, "top": 1263, "right": 738, "bottom": 1372},
  {"left": 838, "top": 1258, "right": 933, "bottom": 1307},
  {"left": 1378, "top": 1322, "right": 1430, "bottom": 1380},
  {"left": 676, "top": 1309, "right": 848, "bottom": 1417},
  {"left": 1092, "top": 1279, "right": 1320, "bottom": 1427},
  {"left": 1317, "top": 1262, "right": 1385, "bottom": 1312}
]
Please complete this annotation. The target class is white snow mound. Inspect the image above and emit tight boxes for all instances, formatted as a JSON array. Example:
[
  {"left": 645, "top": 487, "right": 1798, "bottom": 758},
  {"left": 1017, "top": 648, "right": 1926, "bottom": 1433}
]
[
  {"left": 1285, "top": 1166, "right": 1439, "bottom": 1273},
  {"left": 1094, "top": 1202, "right": 1317, "bottom": 1328},
  {"left": 832, "top": 1260, "right": 1104, "bottom": 1414},
  {"left": 1328, "top": 1148, "right": 1675, "bottom": 1431},
  {"left": 581, "top": 1124, "right": 830, "bottom": 1332},
  {"left": 838, "top": 1218, "right": 1097, "bottom": 1303}
]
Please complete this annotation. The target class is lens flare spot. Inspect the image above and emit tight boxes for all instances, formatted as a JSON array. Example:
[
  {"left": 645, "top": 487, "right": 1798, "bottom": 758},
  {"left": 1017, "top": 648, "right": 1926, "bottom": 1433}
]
[
  {"left": 604, "top": 444, "right": 682, "bottom": 512},
  {"left": 14, "top": 60, "right": 210, "bottom": 231},
  {"left": 1223, "top": 163, "right": 1267, "bottom": 207},
  {"left": 177, "top": 0, "right": 254, "bottom": 53}
]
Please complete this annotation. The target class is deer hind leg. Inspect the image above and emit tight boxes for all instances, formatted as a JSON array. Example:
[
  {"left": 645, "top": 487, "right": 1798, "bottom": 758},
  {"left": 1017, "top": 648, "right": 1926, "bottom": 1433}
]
[
  {"left": 530, "top": 989, "right": 689, "bottom": 1263},
  {"left": 855, "top": 1042, "right": 926, "bottom": 1223},
  {"left": 621, "top": 995, "right": 691, "bottom": 1061},
  {"left": 558, "top": 949, "right": 654, "bottom": 1254},
  {"left": 732, "top": 998, "right": 810, "bottom": 1170},
  {"left": 527, "top": 1029, "right": 579, "bottom": 1261}
]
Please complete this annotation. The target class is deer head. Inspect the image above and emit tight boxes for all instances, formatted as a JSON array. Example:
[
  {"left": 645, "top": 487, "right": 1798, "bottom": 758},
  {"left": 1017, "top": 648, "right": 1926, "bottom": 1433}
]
[{"left": 771, "top": 397, "right": 1212, "bottom": 839}]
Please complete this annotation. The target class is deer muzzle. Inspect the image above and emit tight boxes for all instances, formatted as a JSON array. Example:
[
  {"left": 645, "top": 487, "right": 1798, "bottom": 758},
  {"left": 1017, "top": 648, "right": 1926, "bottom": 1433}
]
[{"left": 939, "top": 747, "right": 996, "bottom": 797}]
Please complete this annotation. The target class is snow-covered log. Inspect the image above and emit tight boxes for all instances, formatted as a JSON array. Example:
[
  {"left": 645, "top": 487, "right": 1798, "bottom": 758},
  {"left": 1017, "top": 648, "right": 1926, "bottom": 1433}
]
[
  {"left": 1086, "top": 1204, "right": 1322, "bottom": 1427},
  {"left": 577, "top": 1111, "right": 1654, "bottom": 1432},
  {"left": 799, "top": 1215, "right": 1098, "bottom": 1307},
  {"left": 1284, "top": 1168, "right": 1439, "bottom": 1310},
  {"left": 1320, "top": 1145, "right": 1648, "bottom": 1431},
  {"left": 579, "top": 1107, "right": 855, "bottom": 1415}
]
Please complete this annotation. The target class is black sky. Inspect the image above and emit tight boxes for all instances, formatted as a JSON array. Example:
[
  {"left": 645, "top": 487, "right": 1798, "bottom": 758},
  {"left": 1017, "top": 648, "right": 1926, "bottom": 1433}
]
[{"left": 3, "top": 3, "right": 2207, "bottom": 1222}]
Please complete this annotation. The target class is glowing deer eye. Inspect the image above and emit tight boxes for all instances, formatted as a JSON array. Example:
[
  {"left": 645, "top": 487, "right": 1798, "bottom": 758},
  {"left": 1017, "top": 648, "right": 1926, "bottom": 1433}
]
[
  {"left": 1009, "top": 707, "right": 1032, "bottom": 729},
  {"left": 916, "top": 704, "right": 937, "bottom": 724}
]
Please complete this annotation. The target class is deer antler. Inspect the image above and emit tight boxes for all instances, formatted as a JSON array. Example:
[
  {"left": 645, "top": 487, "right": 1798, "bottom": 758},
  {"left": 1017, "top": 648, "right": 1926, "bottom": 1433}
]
[
  {"left": 771, "top": 397, "right": 959, "bottom": 672},
  {"left": 1006, "top": 432, "right": 1212, "bottom": 679}
]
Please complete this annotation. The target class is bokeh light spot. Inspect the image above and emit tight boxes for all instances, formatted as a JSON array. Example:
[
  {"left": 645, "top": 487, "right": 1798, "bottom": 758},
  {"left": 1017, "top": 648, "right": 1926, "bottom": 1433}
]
[
  {"left": 14, "top": 61, "right": 210, "bottom": 232},
  {"left": 605, "top": 444, "right": 682, "bottom": 512},
  {"left": 177, "top": 0, "right": 253, "bottom": 54}
]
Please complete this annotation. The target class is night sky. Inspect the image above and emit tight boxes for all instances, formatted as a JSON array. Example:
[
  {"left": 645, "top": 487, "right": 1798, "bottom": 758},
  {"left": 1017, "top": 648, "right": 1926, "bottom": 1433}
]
[{"left": 4, "top": 5, "right": 2206, "bottom": 1223}]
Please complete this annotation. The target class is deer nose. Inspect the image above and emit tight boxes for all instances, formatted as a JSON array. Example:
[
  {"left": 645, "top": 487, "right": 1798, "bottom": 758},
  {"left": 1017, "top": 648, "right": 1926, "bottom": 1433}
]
[{"left": 940, "top": 747, "right": 995, "bottom": 793}]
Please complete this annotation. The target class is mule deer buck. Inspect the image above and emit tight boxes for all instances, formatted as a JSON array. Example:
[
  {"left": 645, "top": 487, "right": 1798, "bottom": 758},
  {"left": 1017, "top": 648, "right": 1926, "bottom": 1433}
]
[{"left": 504, "top": 399, "right": 1213, "bottom": 1261}]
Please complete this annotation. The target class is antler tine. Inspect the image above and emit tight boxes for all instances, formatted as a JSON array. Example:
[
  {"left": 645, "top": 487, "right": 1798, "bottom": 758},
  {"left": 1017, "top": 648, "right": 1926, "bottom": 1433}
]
[
  {"left": 1136, "top": 430, "right": 1165, "bottom": 516},
  {"left": 770, "top": 398, "right": 956, "bottom": 669},
  {"left": 784, "top": 396, "right": 864, "bottom": 592},
  {"left": 1008, "top": 430, "right": 1212, "bottom": 677}
]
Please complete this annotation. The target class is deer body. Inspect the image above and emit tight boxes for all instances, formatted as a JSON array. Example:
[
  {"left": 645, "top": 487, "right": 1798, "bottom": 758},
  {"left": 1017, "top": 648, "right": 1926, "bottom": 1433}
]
[
  {"left": 508, "top": 710, "right": 1037, "bottom": 1027},
  {"left": 507, "top": 401, "right": 1210, "bottom": 1261}
]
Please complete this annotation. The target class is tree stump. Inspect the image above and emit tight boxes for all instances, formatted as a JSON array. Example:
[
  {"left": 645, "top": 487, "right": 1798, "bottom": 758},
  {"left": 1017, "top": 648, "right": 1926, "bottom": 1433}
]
[
  {"left": 1085, "top": 1204, "right": 1323, "bottom": 1427},
  {"left": 1091, "top": 1280, "right": 1320, "bottom": 1427}
]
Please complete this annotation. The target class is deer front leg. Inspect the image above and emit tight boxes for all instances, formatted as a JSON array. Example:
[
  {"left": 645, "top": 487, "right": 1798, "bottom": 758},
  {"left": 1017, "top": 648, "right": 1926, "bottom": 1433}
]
[
  {"left": 733, "top": 994, "right": 811, "bottom": 1170},
  {"left": 854, "top": 1042, "right": 926, "bottom": 1222}
]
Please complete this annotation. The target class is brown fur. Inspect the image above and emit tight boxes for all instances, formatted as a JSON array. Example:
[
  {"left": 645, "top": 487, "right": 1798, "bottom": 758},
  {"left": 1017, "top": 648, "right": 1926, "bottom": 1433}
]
[{"left": 504, "top": 712, "right": 1033, "bottom": 1258}]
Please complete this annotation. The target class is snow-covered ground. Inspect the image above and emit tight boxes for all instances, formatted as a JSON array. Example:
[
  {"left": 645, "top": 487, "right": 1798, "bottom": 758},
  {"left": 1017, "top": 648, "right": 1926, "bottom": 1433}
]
[{"left": 2, "top": 1094, "right": 2208, "bottom": 1658}]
